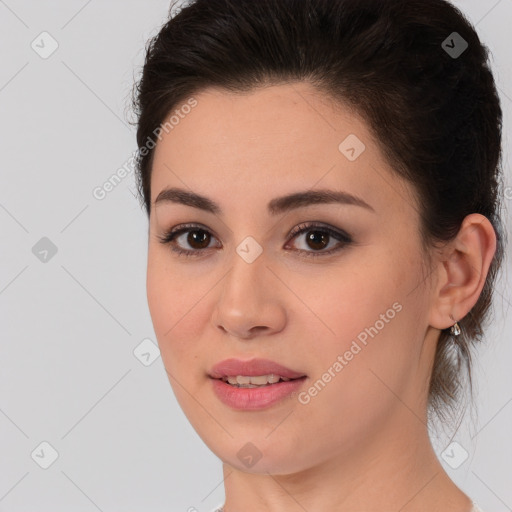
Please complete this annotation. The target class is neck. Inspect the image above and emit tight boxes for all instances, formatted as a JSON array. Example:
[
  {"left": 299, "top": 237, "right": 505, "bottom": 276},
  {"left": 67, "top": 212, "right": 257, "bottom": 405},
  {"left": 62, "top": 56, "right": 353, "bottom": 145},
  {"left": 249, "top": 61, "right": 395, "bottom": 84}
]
[{"left": 221, "top": 411, "right": 471, "bottom": 512}]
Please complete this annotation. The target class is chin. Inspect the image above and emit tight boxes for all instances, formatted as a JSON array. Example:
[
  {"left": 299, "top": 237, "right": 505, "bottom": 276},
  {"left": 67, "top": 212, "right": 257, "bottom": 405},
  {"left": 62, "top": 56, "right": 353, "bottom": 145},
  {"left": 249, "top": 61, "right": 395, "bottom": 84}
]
[{"left": 207, "top": 435, "right": 316, "bottom": 476}]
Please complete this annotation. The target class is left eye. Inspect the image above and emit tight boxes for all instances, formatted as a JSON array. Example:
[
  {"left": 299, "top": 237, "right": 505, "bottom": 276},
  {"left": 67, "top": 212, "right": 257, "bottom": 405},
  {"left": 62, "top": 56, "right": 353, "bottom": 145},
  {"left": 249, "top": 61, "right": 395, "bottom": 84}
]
[
  {"left": 157, "top": 222, "right": 353, "bottom": 258},
  {"left": 287, "top": 222, "right": 352, "bottom": 255}
]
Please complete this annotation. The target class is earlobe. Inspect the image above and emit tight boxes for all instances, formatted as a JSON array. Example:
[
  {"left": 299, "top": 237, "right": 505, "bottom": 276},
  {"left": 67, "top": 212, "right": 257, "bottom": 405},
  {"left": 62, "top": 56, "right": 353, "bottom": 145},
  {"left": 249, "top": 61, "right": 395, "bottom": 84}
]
[{"left": 429, "top": 213, "right": 497, "bottom": 331}]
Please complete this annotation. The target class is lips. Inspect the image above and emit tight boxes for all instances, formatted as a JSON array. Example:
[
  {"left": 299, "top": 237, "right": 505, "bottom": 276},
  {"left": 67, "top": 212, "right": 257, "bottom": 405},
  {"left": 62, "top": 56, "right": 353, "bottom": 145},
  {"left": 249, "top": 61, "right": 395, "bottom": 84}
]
[
  {"left": 209, "top": 358, "right": 307, "bottom": 380},
  {"left": 209, "top": 358, "right": 308, "bottom": 410}
]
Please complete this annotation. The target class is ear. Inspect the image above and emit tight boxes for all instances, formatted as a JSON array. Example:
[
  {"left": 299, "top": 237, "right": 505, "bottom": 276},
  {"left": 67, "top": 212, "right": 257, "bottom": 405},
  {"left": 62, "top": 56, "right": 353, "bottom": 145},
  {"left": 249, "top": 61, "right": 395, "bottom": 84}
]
[{"left": 429, "top": 213, "right": 497, "bottom": 330}]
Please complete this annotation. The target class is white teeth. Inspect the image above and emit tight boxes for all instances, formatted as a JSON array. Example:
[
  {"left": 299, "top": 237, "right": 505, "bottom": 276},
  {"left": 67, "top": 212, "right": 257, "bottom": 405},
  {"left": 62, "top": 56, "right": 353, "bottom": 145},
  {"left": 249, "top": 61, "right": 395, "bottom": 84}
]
[{"left": 222, "top": 374, "right": 290, "bottom": 386}]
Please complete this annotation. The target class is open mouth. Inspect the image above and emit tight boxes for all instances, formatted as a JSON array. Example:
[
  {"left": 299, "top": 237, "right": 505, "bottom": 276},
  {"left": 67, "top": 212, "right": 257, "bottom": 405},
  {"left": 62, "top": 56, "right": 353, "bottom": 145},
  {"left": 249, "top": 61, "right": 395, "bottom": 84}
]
[
  {"left": 217, "top": 375, "right": 307, "bottom": 388},
  {"left": 210, "top": 370, "right": 308, "bottom": 409}
]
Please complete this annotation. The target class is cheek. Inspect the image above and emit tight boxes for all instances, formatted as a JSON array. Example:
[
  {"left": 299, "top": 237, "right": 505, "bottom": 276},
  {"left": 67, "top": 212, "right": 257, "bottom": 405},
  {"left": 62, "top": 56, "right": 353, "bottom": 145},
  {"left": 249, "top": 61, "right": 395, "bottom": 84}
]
[
  {"left": 146, "top": 253, "right": 212, "bottom": 373},
  {"left": 300, "top": 247, "right": 427, "bottom": 383},
  {"left": 146, "top": 263, "right": 209, "bottom": 417},
  {"left": 291, "top": 257, "right": 401, "bottom": 341},
  {"left": 147, "top": 256, "right": 186, "bottom": 351}
]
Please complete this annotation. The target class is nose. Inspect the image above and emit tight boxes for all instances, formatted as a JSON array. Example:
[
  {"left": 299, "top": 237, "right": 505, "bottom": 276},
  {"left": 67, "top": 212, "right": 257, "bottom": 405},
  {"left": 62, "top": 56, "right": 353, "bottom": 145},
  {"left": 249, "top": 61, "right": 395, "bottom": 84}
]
[{"left": 211, "top": 250, "right": 287, "bottom": 340}]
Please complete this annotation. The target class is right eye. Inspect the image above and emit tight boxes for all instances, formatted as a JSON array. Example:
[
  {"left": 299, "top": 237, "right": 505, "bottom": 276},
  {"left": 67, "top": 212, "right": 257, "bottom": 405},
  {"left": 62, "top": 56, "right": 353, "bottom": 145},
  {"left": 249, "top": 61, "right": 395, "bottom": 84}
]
[{"left": 157, "top": 223, "right": 220, "bottom": 258}]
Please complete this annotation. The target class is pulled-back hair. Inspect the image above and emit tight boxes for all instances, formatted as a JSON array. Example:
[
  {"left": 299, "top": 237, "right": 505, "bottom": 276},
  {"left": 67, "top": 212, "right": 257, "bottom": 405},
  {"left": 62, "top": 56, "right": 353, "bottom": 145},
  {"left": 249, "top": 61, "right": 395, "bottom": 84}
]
[{"left": 131, "top": 0, "right": 505, "bottom": 423}]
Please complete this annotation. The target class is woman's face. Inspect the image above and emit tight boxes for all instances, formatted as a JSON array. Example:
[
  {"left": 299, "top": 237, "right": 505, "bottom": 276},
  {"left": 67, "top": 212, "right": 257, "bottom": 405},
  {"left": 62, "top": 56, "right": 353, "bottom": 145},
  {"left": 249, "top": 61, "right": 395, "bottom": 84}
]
[{"left": 147, "top": 83, "right": 439, "bottom": 474}]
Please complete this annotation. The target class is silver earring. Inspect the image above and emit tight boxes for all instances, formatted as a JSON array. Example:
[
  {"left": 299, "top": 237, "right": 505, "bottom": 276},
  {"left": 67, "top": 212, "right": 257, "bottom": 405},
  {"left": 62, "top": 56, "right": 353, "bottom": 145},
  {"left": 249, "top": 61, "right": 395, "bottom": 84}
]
[
  {"left": 450, "top": 321, "right": 461, "bottom": 336},
  {"left": 449, "top": 314, "right": 461, "bottom": 336}
]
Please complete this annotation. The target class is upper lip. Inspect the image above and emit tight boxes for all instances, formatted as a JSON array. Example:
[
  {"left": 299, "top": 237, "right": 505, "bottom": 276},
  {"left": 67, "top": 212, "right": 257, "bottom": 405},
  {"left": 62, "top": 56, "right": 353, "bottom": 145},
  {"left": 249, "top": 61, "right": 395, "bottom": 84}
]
[{"left": 209, "top": 358, "right": 307, "bottom": 380}]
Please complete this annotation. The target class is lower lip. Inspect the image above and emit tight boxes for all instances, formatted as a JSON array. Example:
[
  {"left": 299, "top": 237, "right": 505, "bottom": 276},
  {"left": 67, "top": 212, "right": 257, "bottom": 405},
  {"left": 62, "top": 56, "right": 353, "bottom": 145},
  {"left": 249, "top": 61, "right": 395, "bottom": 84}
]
[{"left": 210, "top": 377, "right": 307, "bottom": 410}]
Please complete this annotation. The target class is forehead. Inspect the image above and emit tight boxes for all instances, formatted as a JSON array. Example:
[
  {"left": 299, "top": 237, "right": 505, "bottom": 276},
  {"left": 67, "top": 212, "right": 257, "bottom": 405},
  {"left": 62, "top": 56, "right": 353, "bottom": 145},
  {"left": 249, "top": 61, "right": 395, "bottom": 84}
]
[
  {"left": 154, "top": 83, "right": 369, "bottom": 160},
  {"left": 150, "top": 83, "right": 416, "bottom": 218}
]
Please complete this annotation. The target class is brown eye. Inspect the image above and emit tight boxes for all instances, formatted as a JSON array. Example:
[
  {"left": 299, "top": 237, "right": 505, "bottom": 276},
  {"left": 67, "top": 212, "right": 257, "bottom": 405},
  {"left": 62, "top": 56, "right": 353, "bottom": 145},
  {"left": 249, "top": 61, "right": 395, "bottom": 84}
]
[
  {"left": 157, "top": 223, "right": 219, "bottom": 258},
  {"left": 304, "top": 230, "right": 330, "bottom": 251},
  {"left": 286, "top": 222, "right": 353, "bottom": 258},
  {"left": 186, "top": 229, "right": 211, "bottom": 249}
]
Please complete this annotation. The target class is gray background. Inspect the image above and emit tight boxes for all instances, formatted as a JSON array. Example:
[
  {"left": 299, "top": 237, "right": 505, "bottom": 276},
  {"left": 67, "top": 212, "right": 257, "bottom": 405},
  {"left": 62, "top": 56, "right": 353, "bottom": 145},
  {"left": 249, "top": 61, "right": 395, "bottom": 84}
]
[{"left": 0, "top": 1, "right": 511, "bottom": 510}]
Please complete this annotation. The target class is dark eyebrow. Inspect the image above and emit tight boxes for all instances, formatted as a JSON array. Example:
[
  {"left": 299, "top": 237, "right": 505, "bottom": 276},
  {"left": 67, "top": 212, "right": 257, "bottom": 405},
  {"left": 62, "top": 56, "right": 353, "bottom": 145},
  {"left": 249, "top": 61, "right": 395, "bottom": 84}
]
[{"left": 154, "top": 187, "right": 375, "bottom": 215}]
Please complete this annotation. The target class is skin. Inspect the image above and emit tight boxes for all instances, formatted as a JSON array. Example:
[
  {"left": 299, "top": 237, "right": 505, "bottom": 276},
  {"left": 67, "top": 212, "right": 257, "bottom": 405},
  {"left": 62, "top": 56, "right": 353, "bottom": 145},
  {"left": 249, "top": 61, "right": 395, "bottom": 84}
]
[{"left": 146, "top": 82, "right": 496, "bottom": 512}]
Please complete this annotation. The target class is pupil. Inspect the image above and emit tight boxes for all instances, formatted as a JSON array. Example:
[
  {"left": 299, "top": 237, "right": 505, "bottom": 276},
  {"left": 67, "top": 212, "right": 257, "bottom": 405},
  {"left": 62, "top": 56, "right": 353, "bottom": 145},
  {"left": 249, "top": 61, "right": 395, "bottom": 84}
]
[
  {"left": 307, "top": 231, "right": 328, "bottom": 250},
  {"left": 188, "top": 230, "right": 210, "bottom": 249}
]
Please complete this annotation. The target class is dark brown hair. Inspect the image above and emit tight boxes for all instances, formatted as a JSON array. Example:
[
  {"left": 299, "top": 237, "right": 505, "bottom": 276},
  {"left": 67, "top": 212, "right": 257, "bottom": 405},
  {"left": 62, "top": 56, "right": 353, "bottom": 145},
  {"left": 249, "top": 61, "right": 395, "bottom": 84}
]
[{"left": 131, "top": 0, "right": 505, "bottom": 422}]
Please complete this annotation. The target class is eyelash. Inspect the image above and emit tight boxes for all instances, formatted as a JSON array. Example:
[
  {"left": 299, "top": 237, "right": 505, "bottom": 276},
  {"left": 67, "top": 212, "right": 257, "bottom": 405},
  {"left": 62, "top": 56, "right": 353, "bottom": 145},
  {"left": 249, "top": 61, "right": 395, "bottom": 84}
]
[{"left": 157, "top": 222, "right": 353, "bottom": 259}]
